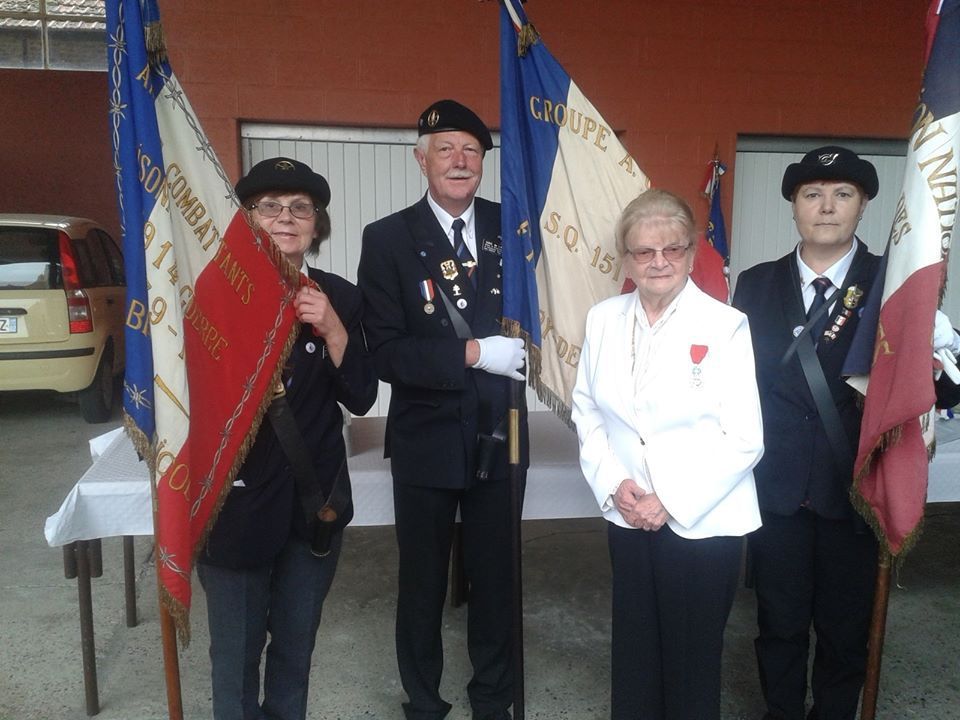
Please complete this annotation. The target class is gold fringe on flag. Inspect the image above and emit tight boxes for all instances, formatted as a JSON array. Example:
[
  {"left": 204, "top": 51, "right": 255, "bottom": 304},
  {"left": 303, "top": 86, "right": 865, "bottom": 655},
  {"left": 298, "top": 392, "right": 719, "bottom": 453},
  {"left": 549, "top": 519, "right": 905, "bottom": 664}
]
[
  {"left": 851, "top": 417, "right": 930, "bottom": 567},
  {"left": 501, "top": 317, "right": 575, "bottom": 429},
  {"left": 144, "top": 21, "right": 168, "bottom": 69}
]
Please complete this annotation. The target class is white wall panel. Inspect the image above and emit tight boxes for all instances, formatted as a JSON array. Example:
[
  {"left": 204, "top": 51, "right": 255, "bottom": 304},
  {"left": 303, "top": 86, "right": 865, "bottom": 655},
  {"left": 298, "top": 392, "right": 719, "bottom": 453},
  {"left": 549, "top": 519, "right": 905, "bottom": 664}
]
[{"left": 240, "top": 123, "right": 550, "bottom": 417}]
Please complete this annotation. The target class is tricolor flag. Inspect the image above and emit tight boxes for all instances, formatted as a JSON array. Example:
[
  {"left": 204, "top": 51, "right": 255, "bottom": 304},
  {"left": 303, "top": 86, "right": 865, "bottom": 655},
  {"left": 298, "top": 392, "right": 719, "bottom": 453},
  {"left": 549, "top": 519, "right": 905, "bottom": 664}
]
[
  {"left": 500, "top": 0, "right": 650, "bottom": 420},
  {"left": 690, "top": 155, "right": 730, "bottom": 303},
  {"left": 108, "top": 0, "right": 302, "bottom": 639},
  {"left": 845, "top": 0, "right": 960, "bottom": 557},
  {"left": 702, "top": 157, "right": 729, "bottom": 263}
]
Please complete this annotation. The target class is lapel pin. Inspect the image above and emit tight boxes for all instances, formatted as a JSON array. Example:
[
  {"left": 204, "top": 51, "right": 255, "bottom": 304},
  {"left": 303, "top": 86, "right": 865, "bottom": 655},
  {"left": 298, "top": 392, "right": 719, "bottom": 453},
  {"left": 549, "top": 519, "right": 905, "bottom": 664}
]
[
  {"left": 843, "top": 286, "right": 863, "bottom": 309},
  {"left": 441, "top": 260, "right": 458, "bottom": 280}
]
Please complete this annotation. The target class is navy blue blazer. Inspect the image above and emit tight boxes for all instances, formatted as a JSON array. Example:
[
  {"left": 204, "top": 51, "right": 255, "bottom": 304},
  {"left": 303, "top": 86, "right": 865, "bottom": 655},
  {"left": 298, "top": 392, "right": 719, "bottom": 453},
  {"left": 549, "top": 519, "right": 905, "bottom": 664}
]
[
  {"left": 357, "top": 195, "right": 529, "bottom": 489},
  {"left": 201, "top": 267, "right": 377, "bottom": 569},
  {"left": 732, "top": 241, "right": 880, "bottom": 519}
]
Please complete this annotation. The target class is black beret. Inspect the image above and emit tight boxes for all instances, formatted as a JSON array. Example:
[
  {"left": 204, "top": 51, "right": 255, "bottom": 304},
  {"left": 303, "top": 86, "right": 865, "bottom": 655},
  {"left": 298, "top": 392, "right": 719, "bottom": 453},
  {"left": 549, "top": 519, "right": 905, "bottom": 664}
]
[
  {"left": 417, "top": 99, "right": 493, "bottom": 151},
  {"left": 781, "top": 145, "right": 879, "bottom": 200},
  {"left": 235, "top": 157, "right": 331, "bottom": 208}
]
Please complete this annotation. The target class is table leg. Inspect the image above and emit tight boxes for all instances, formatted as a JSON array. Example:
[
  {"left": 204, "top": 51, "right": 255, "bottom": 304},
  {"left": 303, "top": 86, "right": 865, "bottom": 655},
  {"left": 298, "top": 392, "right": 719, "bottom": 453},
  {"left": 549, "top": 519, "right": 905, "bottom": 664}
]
[
  {"left": 123, "top": 536, "right": 138, "bottom": 627},
  {"left": 75, "top": 540, "right": 100, "bottom": 716}
]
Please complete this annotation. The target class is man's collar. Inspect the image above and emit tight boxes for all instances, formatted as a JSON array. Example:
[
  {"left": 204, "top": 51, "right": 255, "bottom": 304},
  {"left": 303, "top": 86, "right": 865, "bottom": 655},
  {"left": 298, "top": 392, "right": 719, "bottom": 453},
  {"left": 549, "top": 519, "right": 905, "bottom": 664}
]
[{"left": 426, "top": 192, "right": 475, "bottom": 234}]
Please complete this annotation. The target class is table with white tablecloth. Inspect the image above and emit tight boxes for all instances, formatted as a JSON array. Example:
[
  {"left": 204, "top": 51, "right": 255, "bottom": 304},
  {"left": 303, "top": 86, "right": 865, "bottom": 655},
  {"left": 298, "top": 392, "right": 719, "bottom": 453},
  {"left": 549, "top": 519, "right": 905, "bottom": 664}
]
[{"left": 46, "top": 414, "right": 960, "bottom": 547}]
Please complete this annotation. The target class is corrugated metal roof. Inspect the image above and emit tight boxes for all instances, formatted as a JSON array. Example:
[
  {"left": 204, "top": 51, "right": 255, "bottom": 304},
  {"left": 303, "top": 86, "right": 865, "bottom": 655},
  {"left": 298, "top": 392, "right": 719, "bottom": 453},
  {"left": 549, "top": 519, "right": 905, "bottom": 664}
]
[{"left": 0, "top": 0, "right": 104, "bottom": 16}]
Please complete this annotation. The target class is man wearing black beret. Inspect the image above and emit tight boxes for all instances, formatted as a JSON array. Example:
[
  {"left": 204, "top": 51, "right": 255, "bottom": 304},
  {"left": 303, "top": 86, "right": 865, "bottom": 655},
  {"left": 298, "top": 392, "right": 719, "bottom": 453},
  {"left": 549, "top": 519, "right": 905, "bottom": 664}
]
[
  {"left": 733, "top": 146, "right": 960, "bottom": 720},
  {"left": 358, "top": 100, "right": 527, "bottom": 720}
]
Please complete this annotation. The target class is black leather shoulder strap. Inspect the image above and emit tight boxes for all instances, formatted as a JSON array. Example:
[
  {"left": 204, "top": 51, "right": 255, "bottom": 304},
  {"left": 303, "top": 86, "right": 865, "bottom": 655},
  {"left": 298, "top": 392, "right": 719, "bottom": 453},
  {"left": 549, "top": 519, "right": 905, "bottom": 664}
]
[
  {"left": 267, "top": 395, "right": 326, "bottom": 522},
  {"left": 401, "top": 205, "right": 475, "bottom": 340},
  {"left": 789, "top": 326, "right": 855, "bottom": 470}
]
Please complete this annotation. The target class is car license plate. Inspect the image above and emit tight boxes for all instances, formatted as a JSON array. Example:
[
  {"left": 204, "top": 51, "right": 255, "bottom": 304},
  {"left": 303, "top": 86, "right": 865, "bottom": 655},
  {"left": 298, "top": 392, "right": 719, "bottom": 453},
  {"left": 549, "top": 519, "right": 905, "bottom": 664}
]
[{"left": 0, "top": 317, "right": 17, "bottom": 333}]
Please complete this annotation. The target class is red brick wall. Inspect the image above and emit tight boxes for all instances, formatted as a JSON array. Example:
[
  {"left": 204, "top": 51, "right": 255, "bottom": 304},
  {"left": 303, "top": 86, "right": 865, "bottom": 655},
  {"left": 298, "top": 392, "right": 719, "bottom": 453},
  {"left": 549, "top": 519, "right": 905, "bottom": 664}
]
[
  {"left": 1, "top": 0, "right": 928, "bottom": 234},
  {"left": 0, "top": 69, "right": 119, "bottom": 237}
]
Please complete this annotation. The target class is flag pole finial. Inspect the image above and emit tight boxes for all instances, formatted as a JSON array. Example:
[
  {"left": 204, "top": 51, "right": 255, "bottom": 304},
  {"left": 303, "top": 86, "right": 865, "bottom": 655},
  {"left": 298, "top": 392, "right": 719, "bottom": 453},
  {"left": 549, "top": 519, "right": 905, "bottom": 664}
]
[{"left": 517, "top": 21, "right": 540, "bottom": 57}]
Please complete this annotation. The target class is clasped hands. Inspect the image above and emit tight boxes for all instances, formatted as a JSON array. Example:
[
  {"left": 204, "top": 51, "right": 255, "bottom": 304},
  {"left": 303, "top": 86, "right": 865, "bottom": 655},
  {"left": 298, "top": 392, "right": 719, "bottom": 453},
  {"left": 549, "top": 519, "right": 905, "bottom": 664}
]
[{"left": 614, "top": 478, "right": 669, "bottom": 532}]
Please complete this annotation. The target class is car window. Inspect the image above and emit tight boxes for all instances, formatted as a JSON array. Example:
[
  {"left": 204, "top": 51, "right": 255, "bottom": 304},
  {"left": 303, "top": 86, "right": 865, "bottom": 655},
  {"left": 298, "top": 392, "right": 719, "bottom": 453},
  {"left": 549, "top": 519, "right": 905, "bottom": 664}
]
[
  {"left": 96, "top": 230, "right": 126, "bottom": 286},
  {"left": 0, "top": 227, "right": 60, "bottom": 290},
  {"left": 74, "top": 230, "right": 114, "bottom": 287}
]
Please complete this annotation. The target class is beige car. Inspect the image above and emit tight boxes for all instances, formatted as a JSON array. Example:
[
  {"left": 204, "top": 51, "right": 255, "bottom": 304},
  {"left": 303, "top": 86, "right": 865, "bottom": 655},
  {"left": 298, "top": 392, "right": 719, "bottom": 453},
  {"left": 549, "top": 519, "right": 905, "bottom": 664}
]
[{"left": 0, "top": 214, "right": 125, "bottom": 422}]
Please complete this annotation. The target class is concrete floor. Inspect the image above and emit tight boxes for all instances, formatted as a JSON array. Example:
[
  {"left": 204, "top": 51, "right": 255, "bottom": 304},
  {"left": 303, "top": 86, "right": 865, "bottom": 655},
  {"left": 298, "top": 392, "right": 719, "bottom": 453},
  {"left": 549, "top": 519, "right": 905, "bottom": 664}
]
[{"left": 2, "top": 390, "right": 959, "bottom": 720}]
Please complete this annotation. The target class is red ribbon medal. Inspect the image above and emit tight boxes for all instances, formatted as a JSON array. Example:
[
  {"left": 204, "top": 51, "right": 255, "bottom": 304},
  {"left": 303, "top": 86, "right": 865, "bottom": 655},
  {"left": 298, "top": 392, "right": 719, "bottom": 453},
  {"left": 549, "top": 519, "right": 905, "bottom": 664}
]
[{"left": 690, "top": 344, "right": 708, "bottom": 387}]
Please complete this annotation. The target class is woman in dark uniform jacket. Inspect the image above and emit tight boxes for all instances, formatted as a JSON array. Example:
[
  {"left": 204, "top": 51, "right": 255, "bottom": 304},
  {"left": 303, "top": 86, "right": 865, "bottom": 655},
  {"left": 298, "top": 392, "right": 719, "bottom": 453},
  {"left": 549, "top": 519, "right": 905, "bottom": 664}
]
[{"left": 197, "top": 157, "right": 377, "bottom": 720}]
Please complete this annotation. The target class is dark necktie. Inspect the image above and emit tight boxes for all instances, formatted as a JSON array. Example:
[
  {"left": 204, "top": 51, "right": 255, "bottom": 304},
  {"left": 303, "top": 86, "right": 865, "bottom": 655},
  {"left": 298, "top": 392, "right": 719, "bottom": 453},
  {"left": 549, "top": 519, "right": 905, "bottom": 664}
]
[
  {"left": 452, "top": 218, "right": 477, "bottom": 289},
  {"left": 807, "top": 276, "right": 833, "bottom": 343}
]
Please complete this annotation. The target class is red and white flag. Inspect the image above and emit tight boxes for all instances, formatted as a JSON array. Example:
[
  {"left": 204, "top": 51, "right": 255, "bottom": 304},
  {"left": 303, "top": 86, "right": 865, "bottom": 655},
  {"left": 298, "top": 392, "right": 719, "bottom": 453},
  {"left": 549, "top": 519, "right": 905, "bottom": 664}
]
[
  {"left": 849, "top": 0, "right": 960, "bottom": 556},
  {"left": 108, "top": 0, "right": 302, "bottom": 639}
]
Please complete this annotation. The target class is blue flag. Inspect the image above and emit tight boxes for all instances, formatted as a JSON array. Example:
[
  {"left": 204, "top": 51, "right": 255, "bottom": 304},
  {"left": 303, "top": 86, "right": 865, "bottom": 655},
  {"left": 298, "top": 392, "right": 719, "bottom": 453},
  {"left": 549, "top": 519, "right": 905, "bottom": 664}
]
[
  {"left": 500, "top": 0, "right": 650, "bottom": 419},
  {"left": 705, "top": 161, "right": 729, "bottom": 262}
]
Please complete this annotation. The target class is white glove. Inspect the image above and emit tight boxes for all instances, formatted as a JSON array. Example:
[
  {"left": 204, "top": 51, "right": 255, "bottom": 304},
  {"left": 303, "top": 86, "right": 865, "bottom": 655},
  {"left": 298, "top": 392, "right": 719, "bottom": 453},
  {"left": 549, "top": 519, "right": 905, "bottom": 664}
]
[
  {"left": 934, "top": 310, "right": 960, "bottom": 355},
  {"left": 474, "top": 336, "right": 526, "bottom": 381}
]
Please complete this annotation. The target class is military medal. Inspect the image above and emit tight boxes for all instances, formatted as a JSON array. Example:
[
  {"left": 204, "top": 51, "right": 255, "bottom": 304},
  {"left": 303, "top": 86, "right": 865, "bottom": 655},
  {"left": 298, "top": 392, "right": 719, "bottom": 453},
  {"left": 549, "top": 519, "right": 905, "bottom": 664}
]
[
  {"left": 843, "top": 285, "right": 863, "bottom": 309},
  {"left": 441, "top": 260, "right": 458, "bottom": 280},
  {"left": 690, "top": 344, "right": 708, "bottom": 388},
  {"left": 420, "top": 279, "right": 436, "bottom": 315}
]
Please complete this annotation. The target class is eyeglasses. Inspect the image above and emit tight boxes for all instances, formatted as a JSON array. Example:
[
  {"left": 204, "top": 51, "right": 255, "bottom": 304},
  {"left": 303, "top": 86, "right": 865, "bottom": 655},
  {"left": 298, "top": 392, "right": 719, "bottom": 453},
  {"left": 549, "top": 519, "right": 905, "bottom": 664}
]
[
  {"left": 624, "top": 244, "right": 690, "bottom": 264},
  {"left": 249, "top": 201, "right": 318, "bottom": 219}
]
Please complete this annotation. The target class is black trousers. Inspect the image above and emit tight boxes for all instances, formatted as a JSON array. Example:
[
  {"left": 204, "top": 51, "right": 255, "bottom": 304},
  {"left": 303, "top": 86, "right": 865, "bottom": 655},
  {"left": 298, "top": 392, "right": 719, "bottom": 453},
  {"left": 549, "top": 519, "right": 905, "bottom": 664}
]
[
  {"left": 749, "top": 509, "right": 878, "bottom": 720},
  {"left": 393, "top": 476, "right": 520, "bottom": 720},
  {"left": 608, "top": 522, "right": 742, "bottom": 720}
]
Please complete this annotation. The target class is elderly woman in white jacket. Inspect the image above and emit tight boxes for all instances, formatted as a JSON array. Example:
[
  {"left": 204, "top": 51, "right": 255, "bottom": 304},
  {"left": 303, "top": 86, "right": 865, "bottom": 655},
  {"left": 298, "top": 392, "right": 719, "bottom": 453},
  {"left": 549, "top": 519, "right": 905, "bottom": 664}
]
[{"left": 572, "top": 189, "right": 764, "bottom": 720}]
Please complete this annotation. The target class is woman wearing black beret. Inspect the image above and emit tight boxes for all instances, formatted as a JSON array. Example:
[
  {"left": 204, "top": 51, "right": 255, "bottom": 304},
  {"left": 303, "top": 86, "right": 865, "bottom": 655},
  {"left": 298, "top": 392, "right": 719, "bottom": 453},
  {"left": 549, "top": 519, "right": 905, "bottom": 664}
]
[{"left": 197, "top": 157, "right": 377, "bottom": 720}]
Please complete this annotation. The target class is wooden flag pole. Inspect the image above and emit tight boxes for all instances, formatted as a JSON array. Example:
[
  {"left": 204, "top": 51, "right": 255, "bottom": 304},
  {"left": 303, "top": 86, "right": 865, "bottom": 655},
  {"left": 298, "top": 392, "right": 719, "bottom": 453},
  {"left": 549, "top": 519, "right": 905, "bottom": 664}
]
[
  {"left": 509, "top": 378, "right": 526, "bottom": 720},
  {"left": 860, "top": 548, "right": 892, "bottom": 720},
  {"left": 148, "top": 470, "right": 184, "bottom": 720},
  {"left": 158, "top": 598, "right": 184, "bottom": 720}
]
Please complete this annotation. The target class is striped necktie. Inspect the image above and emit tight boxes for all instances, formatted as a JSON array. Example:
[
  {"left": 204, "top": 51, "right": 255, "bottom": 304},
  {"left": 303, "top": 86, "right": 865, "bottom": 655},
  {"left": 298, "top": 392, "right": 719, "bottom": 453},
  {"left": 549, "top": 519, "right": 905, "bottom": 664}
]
[
  {"left": 808, "top": 276, "right": 833, "bottom": 344},
  {"left": 452, "top": 218, "right": 477, "bottom": 289}
]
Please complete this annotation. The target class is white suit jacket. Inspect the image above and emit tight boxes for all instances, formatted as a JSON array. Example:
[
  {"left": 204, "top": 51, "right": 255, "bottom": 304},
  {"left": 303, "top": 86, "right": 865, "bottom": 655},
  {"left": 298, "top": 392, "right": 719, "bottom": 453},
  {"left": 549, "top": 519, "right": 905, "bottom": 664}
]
[{"left": 571, "top": 281, "right": 763, "bottom": 538}]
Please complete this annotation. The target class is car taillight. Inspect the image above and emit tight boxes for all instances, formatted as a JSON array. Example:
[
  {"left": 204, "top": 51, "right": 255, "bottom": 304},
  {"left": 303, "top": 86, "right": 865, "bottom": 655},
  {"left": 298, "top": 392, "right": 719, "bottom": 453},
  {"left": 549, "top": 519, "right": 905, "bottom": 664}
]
[
  {"left": 58, "top": 231, "right": 81, "bottom": 290},
  {"left": 66, "top": 289, "right": 93, "bottom": 334}
]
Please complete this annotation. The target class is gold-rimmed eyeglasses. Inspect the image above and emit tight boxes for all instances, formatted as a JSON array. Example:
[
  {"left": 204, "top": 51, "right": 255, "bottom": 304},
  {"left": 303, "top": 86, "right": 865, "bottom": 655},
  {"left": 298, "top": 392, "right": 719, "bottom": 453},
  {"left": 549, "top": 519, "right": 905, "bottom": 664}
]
[
  {"left": 249, "top": 200, "right": 318, "bottom": 219},
  {"left": 624, "top": 244, "right": 690, "bottom": 264}
]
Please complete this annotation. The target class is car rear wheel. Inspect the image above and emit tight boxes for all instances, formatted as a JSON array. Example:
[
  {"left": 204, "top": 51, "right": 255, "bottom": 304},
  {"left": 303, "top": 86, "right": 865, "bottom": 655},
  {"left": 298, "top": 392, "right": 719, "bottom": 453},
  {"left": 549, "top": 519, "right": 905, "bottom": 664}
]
[{"left": 79, "top": 350, "right": 114, "bottom": 423}]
